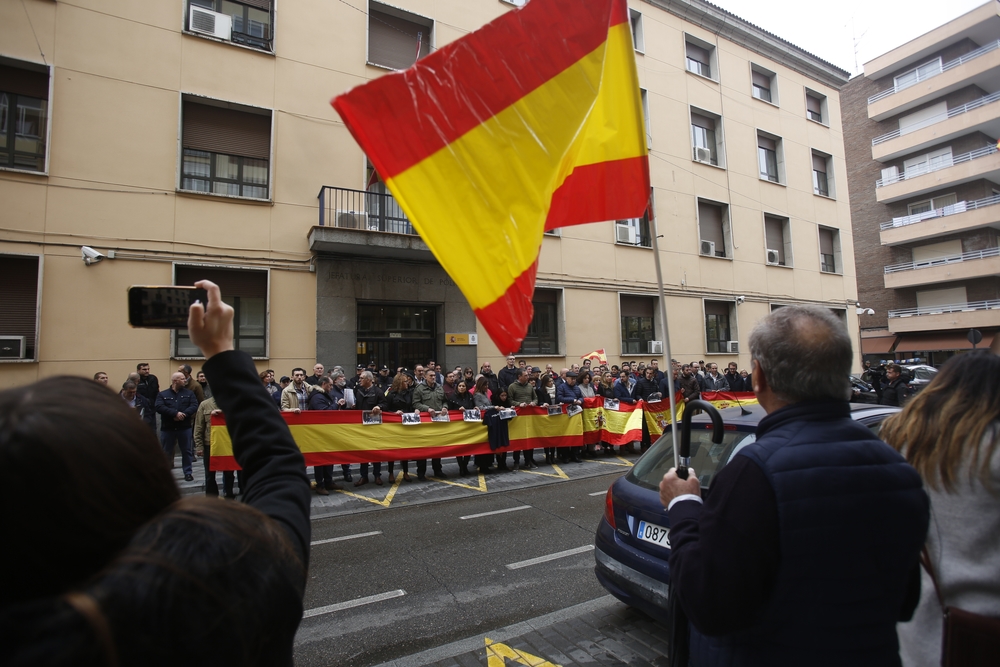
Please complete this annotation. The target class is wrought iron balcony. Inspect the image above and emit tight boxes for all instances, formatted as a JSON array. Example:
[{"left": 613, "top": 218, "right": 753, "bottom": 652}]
[
  {"left": 868, "top": 40, "right": 1000, "bottom": 105},
  {"left": 317, "top": 186, "right": 417, "bottom": 235}
]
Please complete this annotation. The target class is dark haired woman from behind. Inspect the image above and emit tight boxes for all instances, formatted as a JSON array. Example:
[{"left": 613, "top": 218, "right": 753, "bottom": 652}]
[
  {"left": 879, "top": 351, "right": 1000, "bottom": 667},
  {"left": 0, "top": 281, "right": 311, "bottom": 666}
]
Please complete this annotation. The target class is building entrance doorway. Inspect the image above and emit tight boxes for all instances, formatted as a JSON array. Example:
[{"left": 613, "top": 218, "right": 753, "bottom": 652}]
[{"left": 356, "top": 304, "right": 436, "bottom": 372}]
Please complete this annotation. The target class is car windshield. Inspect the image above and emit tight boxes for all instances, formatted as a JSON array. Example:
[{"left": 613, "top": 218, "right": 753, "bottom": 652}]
[{"left": 628, "top": 427, "right": 756, "bottom": 491}]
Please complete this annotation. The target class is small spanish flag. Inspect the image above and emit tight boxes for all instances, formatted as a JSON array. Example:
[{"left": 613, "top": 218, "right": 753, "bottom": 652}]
[
  {"left": 581, "top": 348, "right": 609, "bottom": 365},
  {"left": 332, "top": 0, "right": 649, "bottom": 354}
]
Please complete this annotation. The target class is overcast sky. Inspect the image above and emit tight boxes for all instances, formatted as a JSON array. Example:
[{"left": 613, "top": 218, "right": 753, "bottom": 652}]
[{"left": 708, "top": 0, "right": 988, "bottom": 76}]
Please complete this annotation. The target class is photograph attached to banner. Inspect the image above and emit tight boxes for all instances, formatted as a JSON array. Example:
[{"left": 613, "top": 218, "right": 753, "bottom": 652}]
[
  {"left": 603, "top": 398, "right": 620, "bottom": 411},
  {"left": 431, "top": 410, "right": 451, "bottom": 422},
  {"left": 566, "top": 404, "right": 583, "bottom": 417},
  {"left": 499, "top": 408, "right": 517, "bottom": 420},
  {"left": 463, "top": 409, "right": 482, "bottom": 422},
  {"left": 547, "top": 404, "right": 563, "bottom": 417},
  {"left": 402, "top": 412, "right": 422, "bottom": 425},
  {"left": 362, "top": 411, "right": 382, "bottom": 425}
]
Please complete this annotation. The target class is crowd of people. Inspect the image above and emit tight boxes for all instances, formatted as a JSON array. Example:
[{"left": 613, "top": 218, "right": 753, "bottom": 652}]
[{"left": 98, "top": 351, "right": 754, "bottom": 497}]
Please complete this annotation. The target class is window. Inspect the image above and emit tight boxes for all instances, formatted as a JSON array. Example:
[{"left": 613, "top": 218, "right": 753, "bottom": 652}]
[
  {"left": 908, "top": 193, "right": 957, "bottom": 216},
  {"left": 812, "top": 150, "right": 833, "bottom": 197},
  {"left": 904, "top": 147, "right": 952, "bottom": 179},
  {"left": 621, "top": 295, "right": 655, "bottom": 355},
  {"left": 615, "top": 213, "right": 651, "bottom": 247},
  {"left": 691, "top": 108, "right": 722, "bottom": 166},
  {"left": 805, "top": 90, "right": 826, "bottom": 124},
  {"left": 697, "top": 199, "right": 730, "bottom": 258},
  {"left": 899, "top": 102, "right": 947, "bottom": 136},
  {"left": 518, "top": 288, "right": 559, "bottom": 355},
  {"left": 188, "top": 0, "right": 273, "bottom": 50},
  {"left": 0, "top": 254, "right": 40, "bottom": 361},
  {"left": 750, "top": 65, "right": 776, "bottom": 104},
  {"left": 0, "top": 61, "right": 49, "bottom": 172},
  {"left": 181, "top": 99, "right": 271, "bottom": 199},
  {"left": 704, "top": 301, "right": 734, "bottom": 354},
  {"left": 629, "top": 9, "right": 644, "bottom": 53},
  {"left": 685, "top": 36, "right": 714, "bottom": 79},
  {"left": 894, "top": 57, "right": 942, "bottom": 92},
  {"left": 368, "top": 2, "right": 432, "bottom": 71},
  {"left": 916, "top": 286, "right": 967, "bottom": 309},
  {"left": 763, "top": 214, "right": 792, "bottom": 266},
  {"left": 818, "top": 226, "right": 840, "bottom": 273},
  {"left": 757, "top": 132, "right": 782, "bottom": 183},
  {"left": 175, "top": 267, "right": 267, "bottom": 357}
]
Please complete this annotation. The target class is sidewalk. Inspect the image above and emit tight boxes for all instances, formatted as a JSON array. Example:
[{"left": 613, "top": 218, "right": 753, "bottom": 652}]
[
  {"left": 368, "top": 595, "right": 670, "bottom": 667},
  {"left": 174, "top": 448, "right": 638, "bottom": 518}
]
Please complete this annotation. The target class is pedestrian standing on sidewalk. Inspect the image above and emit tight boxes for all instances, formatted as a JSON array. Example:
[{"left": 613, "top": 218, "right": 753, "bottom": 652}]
[{"left": 155, "top": 371, "right": 198, "bottom": 481}]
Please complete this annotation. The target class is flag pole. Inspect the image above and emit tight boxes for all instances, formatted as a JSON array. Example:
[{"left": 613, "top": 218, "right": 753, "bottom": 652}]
[{"left": 647, "top": 192, "right": 681, "bottom": 470}]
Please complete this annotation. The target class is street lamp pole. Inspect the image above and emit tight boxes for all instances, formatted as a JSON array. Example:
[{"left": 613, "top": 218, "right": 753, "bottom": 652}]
[{"left": 855, "top": 306, "right": 875, "bottom": 369}]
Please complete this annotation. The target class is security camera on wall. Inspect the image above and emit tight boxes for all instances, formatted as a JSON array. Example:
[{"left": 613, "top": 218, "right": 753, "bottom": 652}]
[
  {"left": 735, "top": 295, "right": 746, "bottom": 305},
  {"left": 81, "top": 246, "right": 105, "bottom": 266}
]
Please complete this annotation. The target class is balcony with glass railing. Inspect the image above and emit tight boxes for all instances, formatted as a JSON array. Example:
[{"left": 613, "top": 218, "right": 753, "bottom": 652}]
[
  {"left": 888, "top": 298, "right": 1000, "bottom": 333},
  {"left": 884, "top": 246, "right": 1000, "bottom": 288},
  {"left": 871, "top": 90, "right": 1000, "bottom": 161},
  {"left": 875, "top": 145, "right": 1000, "bottom": 203},
  {"left": 310, "top": 185, "right": 434, "bottom": 260},
  {"left": 867, "top": 40, "right": 1000, "bottom": 121}
]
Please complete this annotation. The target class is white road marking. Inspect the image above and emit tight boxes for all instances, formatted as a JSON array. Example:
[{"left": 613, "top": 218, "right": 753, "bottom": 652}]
[
  {"left": 311, "top": 530, "right": 382, "bottom": 546},
  {"left": 505, "top": 545, "right": 595, "bottom": 570},
  {"left": 588, "top": 491, "right": 606, "bottom": 496},
  {"left": 460, "top": 505, "right": 532, "bottom": 520},
  {"left": 302, "top": 589, "right": 406, "bottom": 619}
]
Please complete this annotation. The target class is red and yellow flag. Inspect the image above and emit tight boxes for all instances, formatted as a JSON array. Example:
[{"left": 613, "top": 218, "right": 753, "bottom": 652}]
[
  {"left": 581, "top": 348, "right": 609, "bottom": 365},
  {"left": 332, "top": 0, "right": 649, "bottom": 353}
]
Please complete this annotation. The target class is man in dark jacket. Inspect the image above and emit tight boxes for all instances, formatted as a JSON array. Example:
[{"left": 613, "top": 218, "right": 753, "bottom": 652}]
[
  {"left": 352, "top": 371, "right": 385, "bottom": 486},
  {"left": 676, "top": 364, "right": 701, "bottom": 404},
  {"left": 307, "top": 376, "right": 340, "bottom": 495},
  {"left": 136, "top": 362, "right": 159, "bottom": 406},
  {"left": 497, "top": 355, "right": 519, "bottom": 394},
  {"left": 155, "top": 371, "right": 199, "bottom": 481},
  {"left": 556, "top": 372, "right": 584, "bottom": 463},
  {"left": 479, "top": 361, "right": 500, "bottom": 396},
  {"left": 659, "top": 305, "right": 929, "bottom": 667},
  {"left": 724, "top": 361, "right": 743, "bottom": 391},
  {"left": 633, "top": 367, "right": 660, "bottom": 452},
  {"left": 120, "top": 380, "right": 155, "bottom": 431},
  {"left": 879, "top": 363, "right": 910, "bottom": 407}
]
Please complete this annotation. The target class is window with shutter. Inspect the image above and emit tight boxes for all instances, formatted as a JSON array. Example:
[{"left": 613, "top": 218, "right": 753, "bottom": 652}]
[
  {"left": 0, "top": 62, "right": 49, "bottom": 172},
  {"left": 757, "top": 133, "right": 780, "bottom": 182},
  {"left": 764, "top": 215, "right": 789, "bottom": 266},
  {"left": 751, "top": 69, "right": 772, "bottom": 102},
  {"left": 698, "top": 200, "right": 728, "bottom": 258},
  {"left": 806, "top": 92, "right": 824, "bottom": 123},
  {"left": 368, "top": 3, "right": 431, "bottom": 71},
  {"left": 818, "top": 227, "right": 838, "bottom": 273},
  {"left": 0, "top": 255, "right": 40, "bottom": 360},
  {"left": 518, "top": 289, "right": 560, "bottom": 355},
  {"left": 174, "top": 266, "right": 268, "bottom": 357},
  {"left": 685, "top": 38, "right": 713, "bottom": 78},
  {"left": 620, "top": 295, "right": 655, "bottom": 355},
  {"left": 187, "top": 0, "right": 273, "bottom": 49},
  {"left": 812, "top": 152, "right": 830, "bottom": 196},
  {"left": 704, "top": 301, "right": 732, "bottom": 353},
  {"left": 181, "top": 100, "right": 271, "bottom": 199}
]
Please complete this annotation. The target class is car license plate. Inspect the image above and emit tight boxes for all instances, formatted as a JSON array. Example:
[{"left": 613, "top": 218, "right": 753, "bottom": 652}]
[{"left": 636, "top": 520, "right": 670, "bottom": 548}]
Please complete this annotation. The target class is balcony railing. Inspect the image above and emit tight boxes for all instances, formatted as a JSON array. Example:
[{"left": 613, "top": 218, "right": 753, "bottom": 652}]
[
  {"left": 317, "top": 186, "right": 416, "bottom": 235},
  {"left": 888, "top": 299, "right": 1000, "bottom": 318},
  {"left": 884, "top": 245, "right": 1000, "bottom": 273},
  {"left": 875, "top": 144, "right": 998, "bottom": 188},
  {"left": 880, "top": 193, "right": 1000, "bottom": 230},
  {"left": 868, "top": 39, "right": 1000, "bottom": 105},
  {"left": 872, "top": 90, "right": 1000, "bottom": 146}
]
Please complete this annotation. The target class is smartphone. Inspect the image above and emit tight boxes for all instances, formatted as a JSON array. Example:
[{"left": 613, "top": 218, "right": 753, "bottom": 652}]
[{"left": 128, "top": 286, "right": 207, "bottom": 329}]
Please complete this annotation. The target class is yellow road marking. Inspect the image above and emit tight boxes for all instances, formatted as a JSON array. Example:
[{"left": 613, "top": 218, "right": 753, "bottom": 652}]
[
  {"left": 485, "top": 638, "right": 562, "bottom": 667},
  {"left": 430, "top": 471, "right": 488, "bottom": 492},
  {"left": 521, "top": 464, "right": 568, "bottom": 480},
  {"left": 593, "top": 456, "right": 634, "bottom": 467},
  {"left": 333, "top": 473, "right": 403, "bottom": 507}
]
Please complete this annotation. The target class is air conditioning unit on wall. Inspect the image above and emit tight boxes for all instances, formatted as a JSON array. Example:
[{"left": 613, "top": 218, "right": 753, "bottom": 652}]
[
  {"left": 727, "top": 341, "right": 739, "bottom": 353},
  {"left": 700, "top": 240, "right": 715, "bottom": 256},
  {"left": 766, "top": 248, "right": 780, "bottom": 265},
  {"left": 336, "top": 210, "right": 368, "bottom": 229},
  {"left": 189, "top": 6, "right": 232, "bottom": 40},
  {"left": 0, "top": 336, "right": 26, "bottom": 359},
  {"left": 648, "top": 340, "right": 663, "bottom": 354},
  {"left": 616, "top": 224, "right": 637, "bottom": 245},
  {"left": 693, "top": 147, "right": 713, "bottom": 163}
]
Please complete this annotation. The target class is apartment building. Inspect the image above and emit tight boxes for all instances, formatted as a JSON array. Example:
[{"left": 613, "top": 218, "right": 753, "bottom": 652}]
[
  {"left": 0, "top": 0, "right": 856, "bottom": 387},
  {"left": 843, "top": 0, "right": 1000, "bottom": 365}
]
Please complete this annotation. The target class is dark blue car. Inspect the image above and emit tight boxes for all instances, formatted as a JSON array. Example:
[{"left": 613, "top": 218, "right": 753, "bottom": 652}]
[{"left": 594, "top": 402, "right": 900, "bottom": 622}]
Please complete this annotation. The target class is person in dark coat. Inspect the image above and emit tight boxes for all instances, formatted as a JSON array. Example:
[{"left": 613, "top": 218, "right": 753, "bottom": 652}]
[
  {"left": 121, "top": 380, "right": 156, "bottom": 431},
  {"left": 556, "top": 372, "right": 584, "bottom": 463},
  {"left": 135, "top": 362, "right": 159, "bottom": 407},
  {"left": 659, "top": 305, "right": 928, "bottom": 667},
  {"left": 496, "top": 355, "right": 520, "bottom": 395},
  {"left": 633, "top": 368, "right": 659, "bottom": 451},
  {"left": 307, "top": 376, "right": 340, "bottom": 495},
  {"left": 724, "top": 362, "right": 744, "bottom": 391},
  {"left": 155, "top": 371, "right": 199, "bottom": 481},
  {"left": 879, "top": 363, "right": 910, "bottom": 407},
  {"left": 352, "top": 371, "right": 384, "bottom": 486}
]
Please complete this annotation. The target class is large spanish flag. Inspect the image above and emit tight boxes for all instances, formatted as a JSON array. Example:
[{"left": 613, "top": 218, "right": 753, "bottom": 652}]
[{"left": 332, "top": 0, "right": 649, "bottom": 353}]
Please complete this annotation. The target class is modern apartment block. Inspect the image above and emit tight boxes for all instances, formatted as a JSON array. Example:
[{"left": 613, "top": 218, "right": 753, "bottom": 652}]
[
  {"left": 1, "top": 0, "right": 857, "bottom": 387},
  {"left": 843, "top": 0, "right": 1000, "bottom": 364}
]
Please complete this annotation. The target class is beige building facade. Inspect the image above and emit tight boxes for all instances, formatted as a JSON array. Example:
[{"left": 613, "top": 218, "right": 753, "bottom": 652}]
[{"left": 0, "top": 0, "right": 858, "bottom": 389}]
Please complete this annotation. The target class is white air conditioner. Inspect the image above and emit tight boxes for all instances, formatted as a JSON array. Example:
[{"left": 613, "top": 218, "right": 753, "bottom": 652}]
[
  {"left": 700, "top": 240, "right": 715, "bottom": 256},
  {"left": 335, "top": 210, "right": 368, "bottom": 229},
  {"left": 189, "top": 6, "right": 232, "bottom": 40},
  {"left": 727, "top": 340, "right": 739, "bottom": 353},
  {"left": 0, "top": 336, "right": 26, "bottom": 359},
  {"left": 766, "top": 248, "right": 780, "bottom": 265},
  {"left": 616, "top": 224, "right": 637, "bottom": 245},
  {"left": 693, "top": 146, "right": 713, "bottom": 163},
  {"left": 648, "top": 340, "right": 663, "bottom": 354}
]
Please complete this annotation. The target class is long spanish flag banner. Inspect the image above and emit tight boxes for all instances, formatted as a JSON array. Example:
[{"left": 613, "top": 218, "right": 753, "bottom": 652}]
[
  {"left": 211, "top": 397, "right": 652, "bottom": 470},
  {"left": 644, "top": 392, "right": 760, "bottom": 437},
  {"left": 331, "top": 0, "right": 649, "bottom": 354}
]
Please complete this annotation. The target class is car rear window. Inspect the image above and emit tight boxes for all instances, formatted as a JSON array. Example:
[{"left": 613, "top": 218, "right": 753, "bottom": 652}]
[{"left": 628, "top": 428, "right": 756, "bottom": 491}]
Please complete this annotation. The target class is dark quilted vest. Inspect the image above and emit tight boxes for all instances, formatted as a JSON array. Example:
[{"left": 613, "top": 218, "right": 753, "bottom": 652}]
[{"left": 689, "top": 401, "right": 928, "bottom": 667}]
